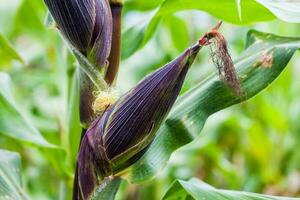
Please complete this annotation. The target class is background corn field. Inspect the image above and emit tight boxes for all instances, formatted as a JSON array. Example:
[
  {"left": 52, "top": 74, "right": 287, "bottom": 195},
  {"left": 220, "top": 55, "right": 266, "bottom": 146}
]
[{"left": 0, "top": 0, "right": 300, "bottom": 199}]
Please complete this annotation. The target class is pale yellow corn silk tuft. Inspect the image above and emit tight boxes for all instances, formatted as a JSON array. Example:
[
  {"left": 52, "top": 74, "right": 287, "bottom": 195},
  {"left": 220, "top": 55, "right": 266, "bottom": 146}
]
[{"left": 93, "top": 89, "right": 118, "bottom": 112}]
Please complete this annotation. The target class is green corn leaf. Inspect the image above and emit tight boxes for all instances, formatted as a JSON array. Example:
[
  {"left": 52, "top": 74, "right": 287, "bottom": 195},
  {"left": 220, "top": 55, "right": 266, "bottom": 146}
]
[
  {"left": 162, "top": 178, "right": 298, "bottom": 200},
  {"left": 0, "top": 0, "right": 21, "bottom": 36},
  {"left": 124, "top": 0, "right": 164, "bottom": 12},
  {"left": 157, "top": 0, "right": 274, "bottom": 25},
  {"left": 256, "top": 0, "right": 300, "bottom": 23},
  {"left": 164, "top": 15, "right": 189, "bottom": 52},
  {"left": 12, "top": 0, "right": 46, "bottom": 38},
  {"left": 156, "top": 0, "right": 275, "bottom": 24},
  {"left": 125, "top": 30, "right": 300, "bottom": 183},
  {"left": 0, "top": 149, "right": 30, "bottom": 200},
  {"left": 0, "top": 33, "right": 23, "bottom": 68},
  {"left": 0, "top": 72, "right": 56, "bottom": 148},
  {"left": 67, "top": 67, "right": 82, "bottom": 164},
  {"left": 0, "top": 73, "right": 68, "bottom": 180},
  {"left": 121, "top": 0, "right": 275, "bottom": 59},
  {"left": 121, "top": 15, "right": 160, "bottom": 60}
]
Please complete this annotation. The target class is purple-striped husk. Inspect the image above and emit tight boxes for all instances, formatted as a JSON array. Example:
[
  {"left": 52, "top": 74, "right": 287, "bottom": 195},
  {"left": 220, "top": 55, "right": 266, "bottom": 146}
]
[
  {"left": 44, "top": 0, "right": 112, "bottom": 68},
  {"left": 75, "top": 44, "right": 202, "bottom": 199}
]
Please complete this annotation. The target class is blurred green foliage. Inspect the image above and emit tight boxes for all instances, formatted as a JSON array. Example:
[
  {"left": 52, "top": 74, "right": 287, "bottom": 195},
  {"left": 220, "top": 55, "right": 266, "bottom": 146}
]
[{"left": 0, "top": 0, "right": 300, "bottom": 199}]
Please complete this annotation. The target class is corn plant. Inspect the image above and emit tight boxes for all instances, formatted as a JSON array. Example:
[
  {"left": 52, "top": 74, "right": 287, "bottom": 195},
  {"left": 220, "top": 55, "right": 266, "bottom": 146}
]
[{"left": 1, "top": 0, "right": 300, "bottom": 200}]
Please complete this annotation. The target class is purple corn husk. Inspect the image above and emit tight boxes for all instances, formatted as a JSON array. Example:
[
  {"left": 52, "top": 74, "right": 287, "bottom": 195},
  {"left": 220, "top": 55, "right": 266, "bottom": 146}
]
[
  {"left": 75, "top": 43, "right": 202, "bottom": 199},
  {"left": 44, "top": 0, "right": 112, "bottom": 68}
]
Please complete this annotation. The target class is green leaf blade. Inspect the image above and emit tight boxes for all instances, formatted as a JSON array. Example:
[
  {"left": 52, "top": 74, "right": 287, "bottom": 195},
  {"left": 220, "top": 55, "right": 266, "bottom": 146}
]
[
  {"left": 0, "top": 34, "right": 23, "bottom": 68},
  {"left": 162, "top": 178, "right": 299, "bottom": 200},
  {"left": 121, "top": 16, "right": 160, "bottom": 60},
  {"left": 0, "top": 149, "right": 30, "bottom": 200},
  {"left": 256, "top": 0, "right": 300, "bottom": 23},
  {"left": 157, "top": 0, "right": 275, "bottom": 25},
  {"left": 0, "top": 72, "right": 56, "bottom": 148},
  {"left": 125, "top": 30, "right": 300, "bottom": 183},
  {"left": 67, "top": 68, "right": 82, "bottom": 164},
  {"left": 121, "top": 0, "right": 276, "bottom": 59}
]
